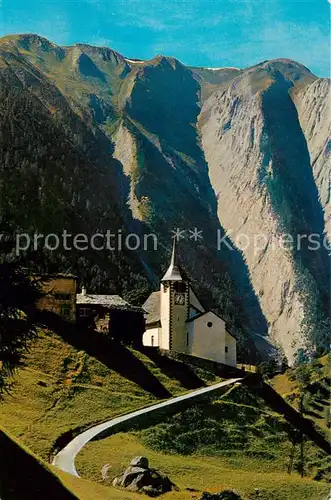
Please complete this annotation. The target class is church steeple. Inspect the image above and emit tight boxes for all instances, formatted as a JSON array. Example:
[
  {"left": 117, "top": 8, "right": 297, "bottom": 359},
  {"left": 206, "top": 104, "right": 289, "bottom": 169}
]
[{"left": 161, "top": 238, "right": 183, "bottom": 282}]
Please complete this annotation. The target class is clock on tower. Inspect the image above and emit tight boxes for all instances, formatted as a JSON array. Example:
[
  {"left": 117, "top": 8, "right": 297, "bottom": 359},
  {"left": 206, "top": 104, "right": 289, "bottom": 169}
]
[{"left": 174, "top": 292, "right": 185, "bottom": 305}]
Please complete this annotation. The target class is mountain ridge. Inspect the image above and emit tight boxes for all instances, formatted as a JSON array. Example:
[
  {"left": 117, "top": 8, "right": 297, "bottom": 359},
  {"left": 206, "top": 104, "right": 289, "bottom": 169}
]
[{"left": 0, "top": 33, "right": 329, "bottom": 363}]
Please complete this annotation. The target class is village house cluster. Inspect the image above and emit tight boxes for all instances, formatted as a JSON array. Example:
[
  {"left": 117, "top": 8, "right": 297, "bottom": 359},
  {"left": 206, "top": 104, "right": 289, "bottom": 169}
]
[{"left": 37, "top": 241, "right": 237, "bottom": 367}]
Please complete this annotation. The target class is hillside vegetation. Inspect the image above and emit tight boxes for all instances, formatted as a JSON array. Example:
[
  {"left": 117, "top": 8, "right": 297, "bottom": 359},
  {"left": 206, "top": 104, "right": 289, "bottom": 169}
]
[
  {"left": 77, "top": 383, "right": 329, "bottom": 500},
  {"left": 272, "top": 355, "right": 330, "bottom": 437},
  {"left": 0, "top": 327, "right": 219, "bottom": 460},
  {"left": 0, "top": 325, "right": 328, "bottom": 499}
]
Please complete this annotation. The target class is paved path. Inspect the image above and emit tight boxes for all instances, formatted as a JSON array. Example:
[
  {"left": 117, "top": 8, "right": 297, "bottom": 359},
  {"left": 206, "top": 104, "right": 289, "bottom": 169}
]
[{"left": 52, "top": 377, "right": 242, "bottom": 477}]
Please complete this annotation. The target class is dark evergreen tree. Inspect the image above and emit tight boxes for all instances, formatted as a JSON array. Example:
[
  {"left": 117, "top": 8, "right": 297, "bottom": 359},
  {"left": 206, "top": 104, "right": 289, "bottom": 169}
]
[{"left": 0, "top": 262, "right": 42, "bottom": 394}]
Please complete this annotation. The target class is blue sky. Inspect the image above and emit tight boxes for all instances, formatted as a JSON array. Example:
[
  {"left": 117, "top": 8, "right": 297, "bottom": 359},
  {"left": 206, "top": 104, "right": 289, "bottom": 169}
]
[{"left": 0, "top": 0, "right": 329, "bottom": 76}]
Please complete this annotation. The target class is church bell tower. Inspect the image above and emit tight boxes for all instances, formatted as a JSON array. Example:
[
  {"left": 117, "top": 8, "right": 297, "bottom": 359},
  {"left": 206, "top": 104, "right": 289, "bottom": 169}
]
[{"left": 160, "top": 239, "right": 189, "bottom": 353}]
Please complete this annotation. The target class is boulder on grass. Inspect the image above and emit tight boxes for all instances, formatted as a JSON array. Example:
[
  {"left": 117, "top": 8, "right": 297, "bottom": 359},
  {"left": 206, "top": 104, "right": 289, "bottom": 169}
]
[
  {"left": 111, "top": 457, "right": 176, "bottom": 497},
  {"left": 130, "top": 456, "right": 149, "bottom": 468},
  {"left": 200, "top": 490, "right": 242, "bottom": 500},
  {"left": 141, "top": 485, "right": 161, "bottom": 497},
  {"left": 121, "top": 466, "right": 148, "bottom": 487}
]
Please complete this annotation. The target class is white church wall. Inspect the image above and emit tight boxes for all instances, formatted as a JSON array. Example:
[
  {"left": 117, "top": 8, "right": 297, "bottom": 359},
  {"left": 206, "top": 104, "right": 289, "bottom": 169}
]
[
  {"left": 225, "top": 330, "right": 237, "bottom": 367},
  {"left": 143, "top": 327, "right": 160, "bottom": 347},
  {"left": 187, "top": 311, "right": 228, "bottom": 364},
  {"left": 144, "top": 242, "right": 237, "bottom": 367}
]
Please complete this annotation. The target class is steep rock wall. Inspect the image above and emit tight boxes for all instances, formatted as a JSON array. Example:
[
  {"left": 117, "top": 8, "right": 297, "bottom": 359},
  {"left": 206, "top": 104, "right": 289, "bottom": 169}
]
[
  {"left": 200, "top": 64, "right": 329, "bottom": 362},
  {"left": 293, "top": 78, "right": 331, "bottom": 240}
]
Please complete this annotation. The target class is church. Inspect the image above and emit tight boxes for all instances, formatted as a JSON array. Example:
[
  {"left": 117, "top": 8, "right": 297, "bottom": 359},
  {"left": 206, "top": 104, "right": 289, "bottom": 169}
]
[{"left": 142, "top": 241, "right": 237, "bottom": 367}]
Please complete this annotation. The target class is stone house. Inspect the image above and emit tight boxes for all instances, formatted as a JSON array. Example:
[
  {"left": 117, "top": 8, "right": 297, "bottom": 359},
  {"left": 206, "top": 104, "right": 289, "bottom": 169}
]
[
  {"left": 76, "top": 287, "right": 145, "bottom": 344},
  {"left": 36, "top": 274, "right": 77, "bottom": 322}
]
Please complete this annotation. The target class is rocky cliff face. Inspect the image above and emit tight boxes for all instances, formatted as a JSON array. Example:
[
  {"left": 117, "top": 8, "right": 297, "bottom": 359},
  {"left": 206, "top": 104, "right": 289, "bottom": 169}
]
[
  {"left": 293, "top": 78, "right": 331, "bottom": 240},
  {"left": 200, "top": 61, "right": 329, "bottom": 362},
  {"left": 112, "top": 54, "right": 267, "bottom": 360},
  {"left": 0, "top": 35, "right": 329, "bottom": 362}
]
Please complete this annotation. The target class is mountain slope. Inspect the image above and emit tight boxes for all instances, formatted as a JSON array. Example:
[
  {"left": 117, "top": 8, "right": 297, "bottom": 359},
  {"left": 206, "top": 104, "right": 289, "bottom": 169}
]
[
  {"left": 76, "top": 385, "right": 329, "bottom": 500},
  {"left": 0, "top": 34, "right": 267, "bottom": 361},
  {"left": 111, "top": 53, "right": 271, "bottom": 359},
  {"left": 0, "top": 37, "right": 151, "bottom": 300},
  {"left": 0, "top": 34, "right": 329, "bottom": 362}
]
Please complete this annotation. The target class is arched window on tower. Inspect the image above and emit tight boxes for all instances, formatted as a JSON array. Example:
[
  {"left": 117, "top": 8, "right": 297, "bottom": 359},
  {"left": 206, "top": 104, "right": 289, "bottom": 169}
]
[
  {"left": 174, "top": 282, "right": 186, "bottom": 293},
  {"left": 151, "top": 335, "right": 154, "bottom": 347}
]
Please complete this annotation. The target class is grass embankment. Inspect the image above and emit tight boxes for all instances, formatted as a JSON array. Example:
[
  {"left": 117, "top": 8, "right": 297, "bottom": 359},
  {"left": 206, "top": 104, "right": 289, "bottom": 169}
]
[
  {"left": 0, "top": 328, "right": 219, "bottom": 461},
  {"left": 0, "top": 425, "right": 146, "bottom": 500},
  {"left": 0, "top": 426, "right": 77, "bottom": 500},
  {"left": 78, "top": 433, "right": 327, "bottom": 500},
  {"left": 77, "top": 384, "right": 328, "bottom": 500},
  {"left": 272, "top": 354, "right": 330, "bottom": 434}
]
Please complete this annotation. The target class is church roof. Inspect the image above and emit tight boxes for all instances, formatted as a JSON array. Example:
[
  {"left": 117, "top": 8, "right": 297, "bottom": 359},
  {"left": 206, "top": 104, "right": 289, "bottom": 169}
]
[
  {"left": 143, "top": 291, "right": 161, "bottom": 325},
  {"left": 161, "top": 239, "right": 183, "bottom": 282}
]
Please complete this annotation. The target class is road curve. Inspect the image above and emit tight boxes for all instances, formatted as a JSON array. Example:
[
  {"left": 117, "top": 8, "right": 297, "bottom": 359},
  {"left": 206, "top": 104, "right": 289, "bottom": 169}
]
[{"left": 52, "top": 377, "right": 242, "bottom": 477}]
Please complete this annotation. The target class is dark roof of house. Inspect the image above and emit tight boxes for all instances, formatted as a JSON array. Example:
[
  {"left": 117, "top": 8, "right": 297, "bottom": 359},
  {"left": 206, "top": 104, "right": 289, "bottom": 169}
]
[
  {"left": 143, "top": 291, "right": 161, "bottom": 325},
  {"left": 76, "top": 293, "right": 143, "bottom": 313},
  {"left": 29, "top": 272, "right": 78, "bottom": 279}
]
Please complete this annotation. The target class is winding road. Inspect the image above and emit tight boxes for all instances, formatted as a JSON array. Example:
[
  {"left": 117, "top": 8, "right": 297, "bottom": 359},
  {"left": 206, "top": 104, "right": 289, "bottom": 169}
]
[{"left": 52, "top": 377, "right": 242, "bottom": 477}]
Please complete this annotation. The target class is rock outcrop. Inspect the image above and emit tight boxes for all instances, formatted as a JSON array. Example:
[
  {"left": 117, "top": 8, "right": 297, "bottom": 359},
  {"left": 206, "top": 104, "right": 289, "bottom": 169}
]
[{"left": 112, "top": 456, "right": 176, "bottom": 497}]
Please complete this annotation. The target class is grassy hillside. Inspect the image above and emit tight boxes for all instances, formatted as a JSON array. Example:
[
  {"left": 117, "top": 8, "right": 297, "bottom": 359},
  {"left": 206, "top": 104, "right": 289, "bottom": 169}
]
[
  {"left": 76, "top": 383, "right": 329, "bottom": 500},
  {"left": 77, "top": 433, "right": 327, "bottom": 500},
  {"left": 0, "top": 327, "right": 220, "bottom": 460},
  {"left": 0, "top": 36, "right": 152, "bottom": 300},
  {"left": 0, "top": 328, "right": 328, "bottom": 500},
  {"left": 55, "top": 469, "right": 146, "bottom": 500},
  {"left": 272, "top": 355, "right": 330, "bottom": 436}
]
